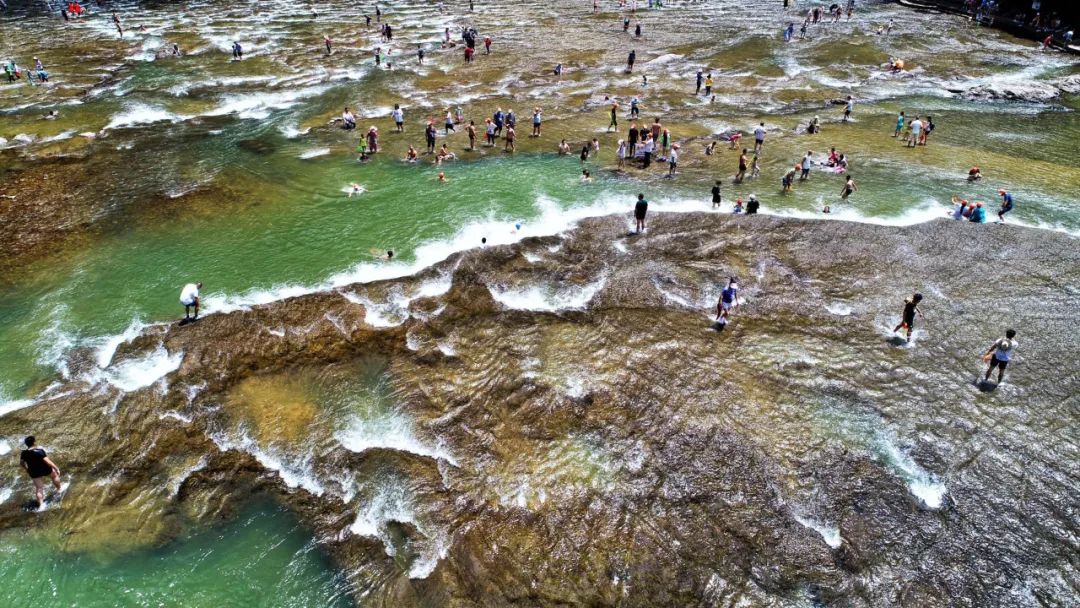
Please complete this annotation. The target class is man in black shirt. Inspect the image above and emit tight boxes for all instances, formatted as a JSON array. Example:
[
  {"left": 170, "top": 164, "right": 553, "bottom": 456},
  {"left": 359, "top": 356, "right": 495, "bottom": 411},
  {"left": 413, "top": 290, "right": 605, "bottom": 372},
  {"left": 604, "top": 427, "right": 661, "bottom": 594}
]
[
  {"left": 711, "top": 181, "right": 722, "bottom": 208},
  {"left": 634, "top": 193, "right": 648, "bottom": 234},
  {"left": 20, "top": 436, "right": 61, "bottom": 508}
]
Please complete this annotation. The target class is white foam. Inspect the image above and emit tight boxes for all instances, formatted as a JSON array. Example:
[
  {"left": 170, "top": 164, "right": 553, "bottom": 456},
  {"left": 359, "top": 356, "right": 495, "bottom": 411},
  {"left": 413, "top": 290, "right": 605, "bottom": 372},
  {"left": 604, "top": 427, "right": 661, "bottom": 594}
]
[
  {"left": 875, "top": 435, "right": 947, "bottom": 509},
  {"left": 489, "top": 276, "right": 606, "bottom": 312},
  {"left": 349, "top": 480, "right": 448, "bottom": 579},
  {"left": 793, "top": 514, "right": 842, "bottom": 548},
  {"left": 336, "top": 412, "right": 456, "bottom": 465},
  {"left": 0, "top": 395, "right": 36, "bottom": 418},
  {"left": 0, "top": 441, "right": 10, "bottom": 456},
  {"left": 104, "top": 103, "right": 185, "bottom": 130},
  {"left": 826, "top": 303, "right": 852, "bottom": 316},
  {"left": 168, "top": 456, "right": 208, "bottom": 496},
  {"left": 205, "top": 85, "right": 331, "bottom": 120},
  {"left": 211, "top": 430, "right": 324, "bottom": 496},
  {"left": 98, "top": 345, "right": 183, "bottom": 392},
  {"left": 299, "top": 148, "right": 330, "bottom": 159},
  {"left": 92, "top": 318, "right": 147, "bottom": 368}
]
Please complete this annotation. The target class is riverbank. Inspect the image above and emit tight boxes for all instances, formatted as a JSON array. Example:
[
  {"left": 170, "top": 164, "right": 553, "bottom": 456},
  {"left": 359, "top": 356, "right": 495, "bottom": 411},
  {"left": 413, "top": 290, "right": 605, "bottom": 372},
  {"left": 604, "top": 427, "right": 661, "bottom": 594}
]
[
  {"left": 896, "top": 0, "right": 1078, "bottom": 52},
  {"left": 2, "top": 212, "right": 1077, "bottom": 605}
]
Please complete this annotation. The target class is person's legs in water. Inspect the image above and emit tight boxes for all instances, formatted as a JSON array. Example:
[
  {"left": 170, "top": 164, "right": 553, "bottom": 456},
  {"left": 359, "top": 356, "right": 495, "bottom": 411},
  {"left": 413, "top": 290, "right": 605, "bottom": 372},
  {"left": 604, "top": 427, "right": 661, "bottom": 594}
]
[{"left": 985, "top": 357, "right": 1007, "bottom": 383}]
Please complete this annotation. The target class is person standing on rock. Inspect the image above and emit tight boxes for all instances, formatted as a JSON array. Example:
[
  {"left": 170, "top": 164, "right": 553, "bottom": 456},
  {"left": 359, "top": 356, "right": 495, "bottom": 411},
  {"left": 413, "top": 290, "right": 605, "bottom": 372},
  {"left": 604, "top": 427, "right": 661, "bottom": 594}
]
[
  {"left": 711, "top": 180, "right": 722, "bottom": 208},
  {"left": 232, "top": 41, "right": 243, "bottom": 60},
  {"left": 180, "top": 282, "right": 202, "bottom": 322},
  {"left": 20, "top": 436, "right": 62, "bottom": 509},
  {"left": 716, "top": 277, "right": 739, "bottom": 322},
  {"left": 982, "top": 329, "right": 1018, "bottom": 384},
  {"left": 892, "top": 292, "right": 924, "bottom": 343},
  {"left": 996, "top": 189, "right": 1014, "bottom": 222},
  {"left": 626, "top": 49, "right": 636, "bottom": 72},
  {"left": 843, "top": 95, "right": 853, "bottom": 122},
  {"left": 695, "top": 69, "right": 703, "bottom": 94},
  {"left": 633, "top": 193, "right": 648, "bottom": 233},
  {"left": 754, "top": 122, "right": 766, "bottom": 153}
]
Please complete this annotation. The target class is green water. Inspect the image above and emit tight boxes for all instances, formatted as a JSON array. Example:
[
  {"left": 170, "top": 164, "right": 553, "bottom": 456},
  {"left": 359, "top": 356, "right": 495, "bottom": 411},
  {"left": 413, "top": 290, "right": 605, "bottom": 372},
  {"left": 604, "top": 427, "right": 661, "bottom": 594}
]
[
  {"left": 0, "top": 502, "right": 349, "bottom": 607},
  {"left": 2, "top": 0, "right": 1080, "bottom": 603}
]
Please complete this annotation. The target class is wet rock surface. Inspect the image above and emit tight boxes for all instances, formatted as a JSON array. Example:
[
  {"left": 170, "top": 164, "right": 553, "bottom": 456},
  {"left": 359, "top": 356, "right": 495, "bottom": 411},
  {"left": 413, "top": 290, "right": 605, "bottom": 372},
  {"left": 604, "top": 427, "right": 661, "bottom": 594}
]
[{"left": 2, "top": 213, "right": 1078, "bottom": 606}]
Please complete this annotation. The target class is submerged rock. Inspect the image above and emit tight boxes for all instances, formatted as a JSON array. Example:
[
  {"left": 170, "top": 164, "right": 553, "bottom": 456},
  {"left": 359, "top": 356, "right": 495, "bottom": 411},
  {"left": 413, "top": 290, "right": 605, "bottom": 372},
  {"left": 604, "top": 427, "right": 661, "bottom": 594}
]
[{"left": 1, "top": 214, "right": 1078, "bottom": 606}]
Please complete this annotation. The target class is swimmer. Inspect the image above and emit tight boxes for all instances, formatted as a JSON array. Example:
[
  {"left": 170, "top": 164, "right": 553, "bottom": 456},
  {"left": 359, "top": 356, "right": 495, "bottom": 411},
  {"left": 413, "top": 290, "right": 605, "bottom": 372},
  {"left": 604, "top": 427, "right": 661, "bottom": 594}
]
[
  {"left": 581, "top": 169, "right": 592, "bottom": 182},
  {"left": 968, "top": 201, "right": 986, "bottom": 223},
  {"left": 20, "top": 436, "right": 61, "bottom": 509},
  {"left": 967, "top": 166, "right": 982, "bottom": 181},
  {"left": 437, "top": 171, "right": 448, "bottom": 183},
  {"left": 559, "top": 139, "right": 571, "bottom": 155},
  {"left": 348, "top": 183, "right": 363, "bottom": 197},
  {"left": 404, "top": 145, "right": 418, "bottom": 162},
  {"left": 840, "top": 175, "right": 857, "bottom": 201},
  {"left": 892, "top": 292, "right": 924, "bottom": 343},
  {"left": 951, "top": 196, "right": 969, "bottom": 220}
]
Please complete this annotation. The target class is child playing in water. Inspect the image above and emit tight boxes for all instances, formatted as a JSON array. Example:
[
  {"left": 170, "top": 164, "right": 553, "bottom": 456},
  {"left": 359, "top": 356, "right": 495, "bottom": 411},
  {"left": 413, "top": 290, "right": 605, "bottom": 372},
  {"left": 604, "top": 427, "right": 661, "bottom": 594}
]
[{"left": 892, "top": 293, "right": 924, "bottom": 343}]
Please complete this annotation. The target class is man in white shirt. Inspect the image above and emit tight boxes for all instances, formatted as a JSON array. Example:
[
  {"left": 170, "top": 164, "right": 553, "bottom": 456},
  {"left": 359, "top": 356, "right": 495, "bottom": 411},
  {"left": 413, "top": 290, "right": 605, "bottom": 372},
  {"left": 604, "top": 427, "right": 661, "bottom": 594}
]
[
  {"left": 180, "top": 282, "right": 203, "bottom": 321},
  {"left": 342, "top": 107, "right": 356, "bottom": 130},
  {"left": 753, "top": 122, "right": 766, "bottom": 153},
  {"left": 908, "top": 116, "right": 922, "bottom": 148},
  {"left": 983, "top": 328, "right": 1018, "bottom": 384},
  {"left": 391, "top": 104, "right": 404, "bottom": 132}
]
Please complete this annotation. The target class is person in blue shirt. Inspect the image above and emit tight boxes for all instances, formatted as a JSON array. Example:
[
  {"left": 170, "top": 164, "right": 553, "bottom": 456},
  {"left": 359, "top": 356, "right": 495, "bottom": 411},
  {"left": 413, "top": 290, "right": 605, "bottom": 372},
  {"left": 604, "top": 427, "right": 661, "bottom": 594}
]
[
  {"left": 716, "top": 278, "right": 739, "bottom": 323},
  {"left": 968, "top": 201, "right": 986, "bottom": 223},
  {"left": 997, "top": 189, "right": 1014, "bottom": 222}
]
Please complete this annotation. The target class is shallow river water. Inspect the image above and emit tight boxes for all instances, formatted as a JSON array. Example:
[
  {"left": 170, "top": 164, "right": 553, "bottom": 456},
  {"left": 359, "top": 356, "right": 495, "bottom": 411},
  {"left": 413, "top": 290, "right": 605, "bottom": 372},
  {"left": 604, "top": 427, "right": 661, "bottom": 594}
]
[{"left": 1, "top": 0, "right": 1078, "bottom": 605}]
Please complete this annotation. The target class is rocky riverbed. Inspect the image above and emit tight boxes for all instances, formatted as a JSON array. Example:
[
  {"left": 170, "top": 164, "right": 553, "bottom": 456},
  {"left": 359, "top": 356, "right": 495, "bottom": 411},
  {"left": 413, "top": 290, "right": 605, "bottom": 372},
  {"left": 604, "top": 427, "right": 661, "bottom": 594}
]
[{"left": 2, "top": 212, "right": 1077, "bottom": 606}]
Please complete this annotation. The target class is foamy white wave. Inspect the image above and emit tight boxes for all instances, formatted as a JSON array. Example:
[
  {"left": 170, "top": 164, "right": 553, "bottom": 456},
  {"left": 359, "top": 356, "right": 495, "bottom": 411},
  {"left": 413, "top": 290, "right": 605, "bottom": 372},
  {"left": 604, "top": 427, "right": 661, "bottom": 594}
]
[
  {"left": 211, "top": 430, "right": 325, "bottom": 496},
  {"left": 168, "top": 456, "right": 208, "bottom": 496},
  {"left": 41, "top": 130, "right": 77, "bottom": 143},
  {"left": 299, "top": 148, "right": 330, "bottom": 159},
  {"left": 793, "top": 514, "right": 842, "bottom": 548},
  {"left": 349, "top": 480, "right": 448, "bottom": 579},
  {"left": 92, "top": 318, "right": 148, "bottom": 368},
  {"left": 279, "top": 124, "right": 309, "bottom": 138},
  {"left": 826, "top": 303, "right": 853, "bottom": 316},
  {"left": 0, "top": 441, "right": 10, "bottom": 456},
  {"left": 763, "top": 197, "right": 951, "bottom": 227},
  {"left": 0, "top": 487, "right": 11, "bottom": 505},
  {"left": 489, "top": 276, "right": 606, "bottom": 312},
  {"left": 201, "top": 284, "right": 314, "bottom": 315},
  {"left": 336, "top": 412, "right": 456, "bottom": 464},
  {"left": 205, "top": 85, "right": 331, "bottom": 120},
  {"left": 105, "top": 103, "right": 185, "bottom": 130},
  {"left": 875, "top": 434, "right": 947, "bottom": 509},
  {"left": 98, "top": 345, "right": 183, "bottom": 392}
]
